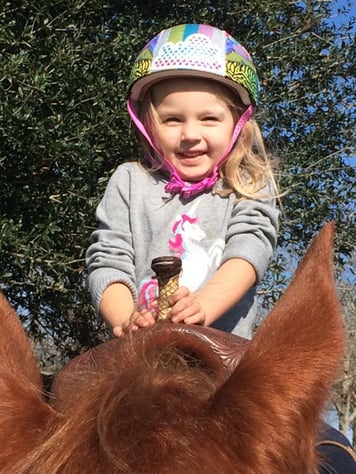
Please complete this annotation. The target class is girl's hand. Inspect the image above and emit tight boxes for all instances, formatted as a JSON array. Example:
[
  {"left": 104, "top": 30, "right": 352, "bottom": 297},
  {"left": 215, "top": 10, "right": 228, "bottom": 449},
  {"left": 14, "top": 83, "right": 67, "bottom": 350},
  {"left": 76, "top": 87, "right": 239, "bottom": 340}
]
[
  {"left": 112, "top": 307, "right": 157, "bottom": 337},
  {"left": 132, "top": 308, "right": 157, "bottom": 329},
  {"left": 169, "top": 286, "right": 207, "bottom": 326}
]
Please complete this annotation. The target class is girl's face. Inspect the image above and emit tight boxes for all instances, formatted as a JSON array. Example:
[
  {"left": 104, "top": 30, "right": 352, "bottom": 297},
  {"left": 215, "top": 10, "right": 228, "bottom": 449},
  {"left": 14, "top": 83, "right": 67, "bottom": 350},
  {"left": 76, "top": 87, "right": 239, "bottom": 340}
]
[{"left": 150, "top": 78, "right": 236, "bottom": 182}]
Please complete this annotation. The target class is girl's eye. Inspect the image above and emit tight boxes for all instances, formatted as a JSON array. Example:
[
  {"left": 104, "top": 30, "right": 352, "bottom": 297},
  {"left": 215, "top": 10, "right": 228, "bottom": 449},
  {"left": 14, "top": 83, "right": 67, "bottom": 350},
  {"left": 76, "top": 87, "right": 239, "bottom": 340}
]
[
  {"left": 202, "top": 116, "right": 219, "bottom": 122},
  {"left": 162, "top": 117, "right": 181, "bottom": 124}
]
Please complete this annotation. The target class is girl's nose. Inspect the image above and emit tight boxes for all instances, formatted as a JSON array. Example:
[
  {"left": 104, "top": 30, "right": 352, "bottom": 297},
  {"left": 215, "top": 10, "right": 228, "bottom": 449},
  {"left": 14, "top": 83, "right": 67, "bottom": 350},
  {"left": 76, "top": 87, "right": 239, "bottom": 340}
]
[{"left": 181, "top": 121, "right": 201, "bottom": 141}]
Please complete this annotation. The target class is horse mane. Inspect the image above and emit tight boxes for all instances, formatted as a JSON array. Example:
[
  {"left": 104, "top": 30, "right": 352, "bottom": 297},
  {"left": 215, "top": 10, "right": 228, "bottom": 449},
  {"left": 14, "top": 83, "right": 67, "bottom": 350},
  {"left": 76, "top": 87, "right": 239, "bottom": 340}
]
[{"left": 0, "top": 223, "right": 345, "bottom": 473}]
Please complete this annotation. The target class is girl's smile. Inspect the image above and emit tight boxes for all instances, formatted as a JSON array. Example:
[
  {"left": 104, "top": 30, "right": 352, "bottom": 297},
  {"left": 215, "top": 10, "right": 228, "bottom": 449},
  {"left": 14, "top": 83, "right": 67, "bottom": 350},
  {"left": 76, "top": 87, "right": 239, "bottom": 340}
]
[{"left": 151, "top": 78, "right": 236, "bottom": 182}]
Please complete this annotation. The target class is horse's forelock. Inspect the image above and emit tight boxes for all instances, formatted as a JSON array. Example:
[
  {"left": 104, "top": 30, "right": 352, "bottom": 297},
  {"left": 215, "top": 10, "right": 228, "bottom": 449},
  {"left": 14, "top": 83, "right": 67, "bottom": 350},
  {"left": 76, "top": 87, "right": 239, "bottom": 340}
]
[
  {"left": 94, "top": 336, "right": 221, "bottom": 425},
  {"left": 33, "top": 336, "right": 223, "bottom": 473}
]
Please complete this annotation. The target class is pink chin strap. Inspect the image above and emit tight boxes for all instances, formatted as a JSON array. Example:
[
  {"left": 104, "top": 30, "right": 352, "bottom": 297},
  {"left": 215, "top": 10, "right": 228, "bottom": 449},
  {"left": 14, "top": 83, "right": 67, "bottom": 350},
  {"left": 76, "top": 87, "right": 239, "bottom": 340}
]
[{"left": 127, "top": 99, "right": 253, "bottom": 199}]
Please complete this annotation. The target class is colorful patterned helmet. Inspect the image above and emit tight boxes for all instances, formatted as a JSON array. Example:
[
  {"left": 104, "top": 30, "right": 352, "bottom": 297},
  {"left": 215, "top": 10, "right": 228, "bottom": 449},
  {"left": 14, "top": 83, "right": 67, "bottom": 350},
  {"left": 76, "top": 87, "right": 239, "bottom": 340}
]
[{"left": 128, "top": 23, "right": 260, "bottom": 108}]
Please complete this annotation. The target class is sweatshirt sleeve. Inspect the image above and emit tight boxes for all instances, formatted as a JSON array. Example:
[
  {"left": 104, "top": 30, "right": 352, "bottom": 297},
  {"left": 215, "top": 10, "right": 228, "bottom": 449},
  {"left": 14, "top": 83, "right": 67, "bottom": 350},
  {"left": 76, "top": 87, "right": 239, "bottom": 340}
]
[
  {"left": 86, "top": 166, "right": 137, "bottom": 311},
  {"left": 221, "top": 190, "right": 280, "bottom": 282}
]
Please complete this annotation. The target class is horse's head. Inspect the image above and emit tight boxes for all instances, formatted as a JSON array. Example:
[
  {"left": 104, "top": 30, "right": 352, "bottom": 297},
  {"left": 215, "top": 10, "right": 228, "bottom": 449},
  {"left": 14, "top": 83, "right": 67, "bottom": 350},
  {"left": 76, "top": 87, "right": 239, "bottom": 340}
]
[{"left": 0, "top": 223, "right": 345, "bottom": 473}]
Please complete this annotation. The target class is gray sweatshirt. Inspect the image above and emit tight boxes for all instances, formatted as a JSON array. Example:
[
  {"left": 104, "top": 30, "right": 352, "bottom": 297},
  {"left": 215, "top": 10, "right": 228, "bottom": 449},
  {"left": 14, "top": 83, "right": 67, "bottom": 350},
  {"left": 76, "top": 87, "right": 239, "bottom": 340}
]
[{"left": 86, "top": 162, "right": 279, "bottom": 338}]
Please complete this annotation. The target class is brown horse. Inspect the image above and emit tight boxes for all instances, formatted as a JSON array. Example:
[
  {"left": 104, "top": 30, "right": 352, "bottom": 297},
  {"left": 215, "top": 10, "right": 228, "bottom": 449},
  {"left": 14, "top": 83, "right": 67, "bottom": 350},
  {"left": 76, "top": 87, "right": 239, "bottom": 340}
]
[{"left": 0, "top": 223, "right": 347, "bottom": 473}]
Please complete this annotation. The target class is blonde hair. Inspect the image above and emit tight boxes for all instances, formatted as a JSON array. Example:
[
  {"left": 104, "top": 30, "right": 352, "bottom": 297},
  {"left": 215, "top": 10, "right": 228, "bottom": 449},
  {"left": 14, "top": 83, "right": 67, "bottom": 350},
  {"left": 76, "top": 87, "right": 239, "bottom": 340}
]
[
  {"left": 137, "top": 79, "right": 279, "bottom": 200},
  {"left": 219, "top": 119, "right": 279, "bottom": 199}
]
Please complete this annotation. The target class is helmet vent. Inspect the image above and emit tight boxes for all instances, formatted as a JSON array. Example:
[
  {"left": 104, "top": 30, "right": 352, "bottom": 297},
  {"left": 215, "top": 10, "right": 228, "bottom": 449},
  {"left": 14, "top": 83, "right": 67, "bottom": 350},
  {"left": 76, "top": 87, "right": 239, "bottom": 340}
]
[{"left": 152, "top": 34, "right": 224, "bottom": 75}]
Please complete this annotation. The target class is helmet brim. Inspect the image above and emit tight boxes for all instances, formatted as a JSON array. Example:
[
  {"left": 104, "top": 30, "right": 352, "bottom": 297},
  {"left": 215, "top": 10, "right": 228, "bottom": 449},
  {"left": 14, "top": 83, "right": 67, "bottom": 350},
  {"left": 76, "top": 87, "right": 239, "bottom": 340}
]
[{"left": 129, "top": 69, "right": 252, "bottom": 106}]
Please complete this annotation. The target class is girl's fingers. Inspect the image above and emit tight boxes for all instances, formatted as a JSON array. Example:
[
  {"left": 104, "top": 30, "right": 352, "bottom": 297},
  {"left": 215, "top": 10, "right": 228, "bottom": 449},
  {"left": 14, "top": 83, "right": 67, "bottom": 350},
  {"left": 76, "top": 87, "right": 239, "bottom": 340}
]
[
  {"left": 113, "top": 308, "right": 159, "bottom": 337},
  {"left": 169, "top": 286, "right": 190, "bottom": 304},
  {"left": 112, "top": 326, "right": 124, "bottom": 337}
]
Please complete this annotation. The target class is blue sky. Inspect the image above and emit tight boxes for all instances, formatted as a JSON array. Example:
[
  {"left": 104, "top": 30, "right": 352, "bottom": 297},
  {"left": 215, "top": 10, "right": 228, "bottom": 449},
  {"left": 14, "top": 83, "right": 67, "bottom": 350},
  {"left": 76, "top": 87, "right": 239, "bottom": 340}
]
[{"left": 329, "top": 0, "right": 355, "bottom": 30}]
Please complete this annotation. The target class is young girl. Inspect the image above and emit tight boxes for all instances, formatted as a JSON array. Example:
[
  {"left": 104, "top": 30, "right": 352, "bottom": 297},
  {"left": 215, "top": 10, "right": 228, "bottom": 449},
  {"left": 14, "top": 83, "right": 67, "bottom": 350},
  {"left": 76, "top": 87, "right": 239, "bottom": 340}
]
[{"left": 86, "top": 23, "right": 280, "bottom": 338}]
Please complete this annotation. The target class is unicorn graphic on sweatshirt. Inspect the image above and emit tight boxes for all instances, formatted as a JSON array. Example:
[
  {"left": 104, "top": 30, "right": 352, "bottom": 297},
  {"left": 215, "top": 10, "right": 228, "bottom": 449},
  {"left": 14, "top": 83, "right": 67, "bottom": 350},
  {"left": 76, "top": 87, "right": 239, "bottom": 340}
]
[{"left": 169, "top": 199, "right": 224, "bottom": 291}]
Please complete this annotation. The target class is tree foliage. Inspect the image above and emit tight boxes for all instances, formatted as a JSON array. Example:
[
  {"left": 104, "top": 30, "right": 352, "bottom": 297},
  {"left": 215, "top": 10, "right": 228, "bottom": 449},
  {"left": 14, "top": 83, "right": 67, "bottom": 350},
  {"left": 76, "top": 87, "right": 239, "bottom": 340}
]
[
  {"left": 334, "top": 267, "right": 356, "bottom": 440},
  {"left": 0, "top": 0, "right": 355, "bottom": 436}
]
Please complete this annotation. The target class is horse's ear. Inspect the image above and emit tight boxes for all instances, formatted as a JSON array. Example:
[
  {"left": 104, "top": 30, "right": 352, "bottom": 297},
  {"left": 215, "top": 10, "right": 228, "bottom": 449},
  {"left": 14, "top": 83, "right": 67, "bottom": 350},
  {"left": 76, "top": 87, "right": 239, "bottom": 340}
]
[
  {"left": 0, "top": 292, "right": 58, "bottom": 469},
  {"left": 209, "top": 222, "right": 345, "bottom": 471},
  {"left": 0, "top": 291, "right": 41, "bottom": 386}
]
